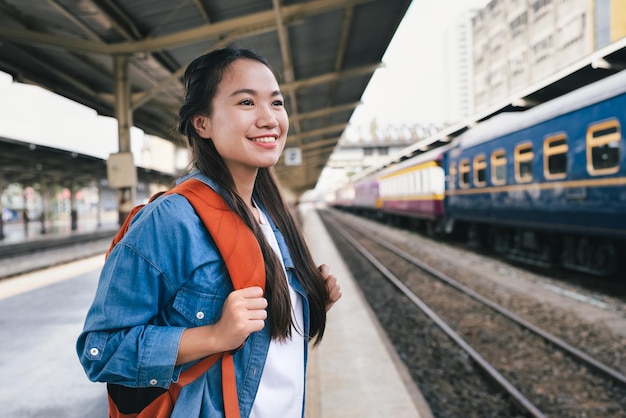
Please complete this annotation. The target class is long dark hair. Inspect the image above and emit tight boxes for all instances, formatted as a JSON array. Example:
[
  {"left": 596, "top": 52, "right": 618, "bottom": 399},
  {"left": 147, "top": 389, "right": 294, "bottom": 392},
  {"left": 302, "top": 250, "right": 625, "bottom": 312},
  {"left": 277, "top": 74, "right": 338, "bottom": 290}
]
[{"left": 178, "top": 47, "right": 329, "bottom": 344}]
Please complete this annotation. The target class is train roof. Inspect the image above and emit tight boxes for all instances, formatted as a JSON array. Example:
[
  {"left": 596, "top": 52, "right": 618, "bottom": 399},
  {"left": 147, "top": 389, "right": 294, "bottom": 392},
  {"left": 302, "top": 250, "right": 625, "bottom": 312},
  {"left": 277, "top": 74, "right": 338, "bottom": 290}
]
[
  {"left": 454, "top": 69, "right": 626, "bottom": 150},
  {"left": 378, "top": 144, "right": 451, "bottom": 174},
  {"left": 349, "top": 143, "right": 452, "bottom": 186}
]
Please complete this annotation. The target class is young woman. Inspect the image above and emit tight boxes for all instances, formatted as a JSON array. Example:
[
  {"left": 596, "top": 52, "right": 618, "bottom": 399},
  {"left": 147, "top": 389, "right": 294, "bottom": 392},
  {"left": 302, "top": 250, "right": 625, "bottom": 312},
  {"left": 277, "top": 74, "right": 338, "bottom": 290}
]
[{"left": 77, "top": 47, "right": 341, "bottom": 417}]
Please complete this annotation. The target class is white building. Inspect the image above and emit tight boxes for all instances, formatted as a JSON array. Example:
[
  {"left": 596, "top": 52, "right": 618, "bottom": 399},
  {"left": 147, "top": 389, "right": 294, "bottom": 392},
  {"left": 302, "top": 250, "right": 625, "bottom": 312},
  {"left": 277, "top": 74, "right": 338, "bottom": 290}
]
[
  {"left": 471, "top": 0, "right": 626, "bottom": 113},
  {"left": 444, "top": 8, "right": 480, "bottom": 124}
]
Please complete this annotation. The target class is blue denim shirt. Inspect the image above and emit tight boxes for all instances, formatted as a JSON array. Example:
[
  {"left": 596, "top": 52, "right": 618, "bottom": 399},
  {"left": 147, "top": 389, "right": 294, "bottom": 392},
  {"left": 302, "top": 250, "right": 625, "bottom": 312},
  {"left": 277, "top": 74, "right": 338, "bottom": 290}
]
[{"left": 77, "top": 171, "right": 310, "bottom": 417}]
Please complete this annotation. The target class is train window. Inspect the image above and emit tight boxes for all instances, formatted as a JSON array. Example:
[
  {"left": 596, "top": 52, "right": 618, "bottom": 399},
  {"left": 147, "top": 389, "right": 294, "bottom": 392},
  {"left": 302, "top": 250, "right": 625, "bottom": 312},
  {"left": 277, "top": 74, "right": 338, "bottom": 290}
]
[
  {"left": 544, "top": 134, "right": 568, "bottom": 179},
  {"left": 473, "top": 155, "right": 487, "bottom": 187},
  {"left": 459, "top": 159, "right": 471, "bottom": 188},
  {"left": 491, "top": 149, "right": 506, "bottom": 185},
  {"left": 514, "top": 142, "right": 533, "bottom": 183},
  {"left": 432, "top": 167, "right": 445, "bottom": 195},
  {"left": 587, "top": 119, "right": 620, "bottom": 175},
  {"left": 448, "top": 163, "right": 457, "bottom": 190},
  {"left": 415, "top": 171, "right": 424, "bottom": 194}
]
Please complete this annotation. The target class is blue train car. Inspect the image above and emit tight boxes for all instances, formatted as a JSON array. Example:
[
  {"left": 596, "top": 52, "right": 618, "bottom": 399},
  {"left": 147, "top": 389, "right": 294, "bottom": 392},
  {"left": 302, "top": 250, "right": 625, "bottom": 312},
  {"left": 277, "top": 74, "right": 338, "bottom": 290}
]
[{"left": 444, "top": 70, "right": 626, "bottom": 276}]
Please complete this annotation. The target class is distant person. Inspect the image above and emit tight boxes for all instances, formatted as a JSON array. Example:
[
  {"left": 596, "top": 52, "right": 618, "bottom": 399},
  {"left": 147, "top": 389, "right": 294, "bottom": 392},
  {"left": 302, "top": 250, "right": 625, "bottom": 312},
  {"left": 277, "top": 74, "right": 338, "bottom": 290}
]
[
  {"left": 22, "top": 208, "right": 28, "bottom": 232},
  {"left": 77, "top": 47, "right": 341, "bottom": 417}
]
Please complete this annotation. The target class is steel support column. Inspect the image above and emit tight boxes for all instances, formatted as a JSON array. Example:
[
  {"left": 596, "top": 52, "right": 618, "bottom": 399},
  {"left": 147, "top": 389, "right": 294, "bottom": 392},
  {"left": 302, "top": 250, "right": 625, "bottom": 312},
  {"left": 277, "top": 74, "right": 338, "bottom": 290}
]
[{"left": 113, "top": 54, "right": 136, "bottom": 225}]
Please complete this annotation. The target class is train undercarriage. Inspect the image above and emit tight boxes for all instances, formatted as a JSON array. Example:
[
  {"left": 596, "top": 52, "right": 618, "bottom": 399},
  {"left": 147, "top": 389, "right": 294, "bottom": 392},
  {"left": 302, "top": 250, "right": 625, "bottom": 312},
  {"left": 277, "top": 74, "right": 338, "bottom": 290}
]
[
  {"left": 461, "top": 222, "right": 623, "bottom": 277},
  {"left": 331, "top": 206, "right": 622, "bottom": 277}
]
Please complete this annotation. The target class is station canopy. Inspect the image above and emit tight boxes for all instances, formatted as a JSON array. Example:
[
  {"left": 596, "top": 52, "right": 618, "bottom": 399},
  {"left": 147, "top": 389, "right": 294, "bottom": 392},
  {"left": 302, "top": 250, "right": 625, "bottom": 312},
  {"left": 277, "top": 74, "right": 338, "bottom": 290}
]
[
  {"left": 0, "top": 135, "right": 175, "bottom": 188},
  {"left": 0, "top": 0, "right": 412, "bottom": 197}
]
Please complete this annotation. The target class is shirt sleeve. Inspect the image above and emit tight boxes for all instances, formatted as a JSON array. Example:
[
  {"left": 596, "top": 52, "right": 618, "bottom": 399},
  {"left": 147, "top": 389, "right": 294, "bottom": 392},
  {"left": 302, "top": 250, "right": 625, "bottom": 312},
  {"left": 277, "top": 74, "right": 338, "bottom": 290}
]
[{"left": 76, "top": 243, "right": 185, "bottom": 388}]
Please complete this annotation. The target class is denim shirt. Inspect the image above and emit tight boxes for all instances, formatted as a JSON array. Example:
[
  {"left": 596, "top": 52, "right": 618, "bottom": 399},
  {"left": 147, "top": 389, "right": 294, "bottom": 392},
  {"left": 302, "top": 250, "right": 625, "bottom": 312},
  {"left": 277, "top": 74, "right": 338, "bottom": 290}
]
[{"left": 76, "top": 171, "right": 310, "bottom": 418}]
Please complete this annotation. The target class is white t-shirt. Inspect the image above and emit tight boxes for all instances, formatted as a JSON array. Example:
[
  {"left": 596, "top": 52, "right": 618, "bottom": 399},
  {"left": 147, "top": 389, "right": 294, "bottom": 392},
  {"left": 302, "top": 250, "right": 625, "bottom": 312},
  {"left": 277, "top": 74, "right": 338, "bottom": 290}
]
[{"left": 250, "top": 208, "right": 305, "bottom": 418}]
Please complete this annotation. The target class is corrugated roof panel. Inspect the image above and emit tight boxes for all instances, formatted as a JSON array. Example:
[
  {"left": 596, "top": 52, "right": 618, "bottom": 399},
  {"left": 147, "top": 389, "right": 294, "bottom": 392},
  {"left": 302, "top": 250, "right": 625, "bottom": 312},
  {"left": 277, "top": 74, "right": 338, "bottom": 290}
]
[
  {"left": 58, "top": 0, "right": 128, "bottom": 43},
  {"left": 334, "top": 74, "right": 371, "bottom": 104},
  {"left": 343, "top": 1, "right": 408, "bottom": 68},
  {"left": 290, "top": 10, "right": 343, "bottom": 78},
  {"left": 204, "top": 0, "right": 274, "bottom": 22},
  {"left": 4, "top": 0, "right": 62, "bottom": 30},
  {"left": 296, "top": 84, "right": 331, "bottom": 113},
  {"left": 118, "top": 0, "right": 207, "bottom": 38}
]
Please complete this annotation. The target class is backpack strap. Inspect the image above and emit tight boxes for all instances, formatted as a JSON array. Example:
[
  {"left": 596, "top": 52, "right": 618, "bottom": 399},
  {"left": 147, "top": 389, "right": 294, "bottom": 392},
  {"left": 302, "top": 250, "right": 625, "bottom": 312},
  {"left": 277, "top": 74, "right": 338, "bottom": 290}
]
[
  {"left": 168, "top": 179, "right": 265, "bottom": 418},
  {"left": 105, "top": 191, "right": 165, "bottom": 259},
  {"left": 106, "top": 179, "right": 265, "bottom": 418},
  {"left": 166, "top": 179, "right": 265, "bottom": 291},
  {"left": 167, "top": 179, "right": 265, "bottom": 418}
]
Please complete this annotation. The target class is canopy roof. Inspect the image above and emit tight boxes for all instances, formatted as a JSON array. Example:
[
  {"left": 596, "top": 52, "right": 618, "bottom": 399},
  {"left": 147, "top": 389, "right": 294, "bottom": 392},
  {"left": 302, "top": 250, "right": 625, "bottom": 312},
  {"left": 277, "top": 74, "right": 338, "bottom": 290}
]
[{"left": 0, "top": 0, "right": 411, "bottom": 196}]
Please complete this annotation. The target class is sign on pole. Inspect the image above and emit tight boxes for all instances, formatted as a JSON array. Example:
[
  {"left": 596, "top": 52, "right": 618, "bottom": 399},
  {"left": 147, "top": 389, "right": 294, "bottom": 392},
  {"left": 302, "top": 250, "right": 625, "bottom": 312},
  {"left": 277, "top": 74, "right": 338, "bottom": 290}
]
[{"left": 284, "top": 147, "right": 302, "bottom": 166}]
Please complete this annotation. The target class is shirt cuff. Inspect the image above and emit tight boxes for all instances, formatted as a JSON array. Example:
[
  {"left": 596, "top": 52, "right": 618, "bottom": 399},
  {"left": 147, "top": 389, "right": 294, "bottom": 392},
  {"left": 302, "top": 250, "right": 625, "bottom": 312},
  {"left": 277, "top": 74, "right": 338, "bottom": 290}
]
[{"left": 138, "top": 325, "right": 185, "bottom": 388}]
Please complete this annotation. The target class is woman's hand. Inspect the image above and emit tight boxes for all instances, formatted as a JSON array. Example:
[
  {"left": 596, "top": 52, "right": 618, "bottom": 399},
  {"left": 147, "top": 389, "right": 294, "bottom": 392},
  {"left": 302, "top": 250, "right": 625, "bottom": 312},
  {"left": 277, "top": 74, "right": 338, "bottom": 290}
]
[
  {"left": 319, "top": 264, "right": 342, "bottom": 311},
  {"left": 215, "top": 286, "right": 268, "bottom": 350},
  {"left": 176, "top": 286, "right": 267, "bottom": 365}
]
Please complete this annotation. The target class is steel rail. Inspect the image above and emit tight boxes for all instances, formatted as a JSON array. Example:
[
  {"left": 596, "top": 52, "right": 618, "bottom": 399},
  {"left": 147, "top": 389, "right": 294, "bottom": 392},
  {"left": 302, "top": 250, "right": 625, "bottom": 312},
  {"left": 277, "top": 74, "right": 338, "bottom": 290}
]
[
  {"left": 333, "top": 211, "right": 626, "bottom": 388},
  {"left": 322, "top": 213, "right": 547, "bottom": 418}
]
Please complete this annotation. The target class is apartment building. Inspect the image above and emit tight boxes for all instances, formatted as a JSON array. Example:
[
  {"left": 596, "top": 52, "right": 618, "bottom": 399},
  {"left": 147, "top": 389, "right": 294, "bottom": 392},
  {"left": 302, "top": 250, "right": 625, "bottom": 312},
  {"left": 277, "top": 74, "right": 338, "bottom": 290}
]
[{"left": 472, "top": 0, "right": 626, "bottom": 112}]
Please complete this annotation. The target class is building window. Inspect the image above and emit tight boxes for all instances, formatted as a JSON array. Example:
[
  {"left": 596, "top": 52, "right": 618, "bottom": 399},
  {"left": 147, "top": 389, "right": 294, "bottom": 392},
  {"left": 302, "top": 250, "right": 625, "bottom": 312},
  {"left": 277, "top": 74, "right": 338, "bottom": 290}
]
[
  {"left": 510, "top": 12, "right": 528, "bottom": 38},
  {"left": 532, "top": 0, "right": 552, "bottom": 14},
  {"left": 587, "top": 119, "right": 621, "bottom": 175},
  {"left": 491, "top": 149, "right": 507, "bottom": 185},
  {"left": 544, "top": 134, "right": 568, "bottom": 179},
  {"left": 515, "top": 142, "right": 534, "bottom": 183}
]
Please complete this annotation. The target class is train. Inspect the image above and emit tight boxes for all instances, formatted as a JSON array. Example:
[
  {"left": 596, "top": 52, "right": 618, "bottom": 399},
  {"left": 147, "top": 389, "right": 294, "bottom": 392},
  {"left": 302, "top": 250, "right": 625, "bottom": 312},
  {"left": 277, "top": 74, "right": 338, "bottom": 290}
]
[{"left": 332, "top": 69, "right": 626, "bottom": 277}]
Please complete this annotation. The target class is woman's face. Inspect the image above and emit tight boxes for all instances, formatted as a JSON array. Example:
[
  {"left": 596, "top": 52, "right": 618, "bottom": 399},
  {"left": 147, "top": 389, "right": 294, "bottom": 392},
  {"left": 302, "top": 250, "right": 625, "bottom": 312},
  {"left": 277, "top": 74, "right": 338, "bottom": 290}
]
[{"left": 195, "top": 58, "right": 289, "bottom": 180}]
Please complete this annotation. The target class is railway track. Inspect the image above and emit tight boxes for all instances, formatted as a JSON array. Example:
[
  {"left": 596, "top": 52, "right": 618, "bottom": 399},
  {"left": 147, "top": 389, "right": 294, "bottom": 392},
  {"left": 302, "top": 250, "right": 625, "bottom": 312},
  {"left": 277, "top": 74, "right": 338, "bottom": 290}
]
[{"left": 320, "top": 209, "right": 626, "bottom": 417}]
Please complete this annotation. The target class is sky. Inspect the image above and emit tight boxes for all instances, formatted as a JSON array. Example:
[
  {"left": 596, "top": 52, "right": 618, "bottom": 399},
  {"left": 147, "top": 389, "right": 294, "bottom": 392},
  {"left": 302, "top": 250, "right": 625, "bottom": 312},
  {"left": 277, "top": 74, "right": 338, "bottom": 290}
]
[
  {"left": 347, "top": 0, "right": 489, "bottom": 127},
  {"left": 0, "top": 0, "right": 489, "bottom": 162}
]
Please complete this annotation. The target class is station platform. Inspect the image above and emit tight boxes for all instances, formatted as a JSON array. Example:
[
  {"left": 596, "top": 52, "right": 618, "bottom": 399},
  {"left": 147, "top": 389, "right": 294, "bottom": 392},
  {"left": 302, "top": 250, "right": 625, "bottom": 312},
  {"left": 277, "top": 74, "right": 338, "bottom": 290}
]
[
  {"left": 301, "top": 204, "right": 431, "bottom": 418},
  {"left": 0, "top": 206, "right": 432, "bottom": 418},
  {"left": 0, "top": 215, "right": 118, "bottom": 279}
]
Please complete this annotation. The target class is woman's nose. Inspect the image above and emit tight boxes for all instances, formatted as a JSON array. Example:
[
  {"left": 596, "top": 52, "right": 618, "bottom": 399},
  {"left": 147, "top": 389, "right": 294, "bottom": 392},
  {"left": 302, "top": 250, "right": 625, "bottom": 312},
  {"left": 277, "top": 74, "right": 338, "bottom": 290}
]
[{"left": 256, "top": 106, "right": 278, "bottom": 128}]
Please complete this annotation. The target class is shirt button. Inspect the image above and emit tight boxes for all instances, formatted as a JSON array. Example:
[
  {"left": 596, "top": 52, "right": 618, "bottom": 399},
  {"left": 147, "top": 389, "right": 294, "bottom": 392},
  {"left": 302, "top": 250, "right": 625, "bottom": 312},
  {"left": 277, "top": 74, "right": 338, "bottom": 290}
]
[
  {"left": 196, "top": 311, "right": 205, "bottom": 320},
  {"left": 150, "top": 379, "right": 158, "bottom": 386},
  {"left": 89, "top": 348, "right": 99, "bottom": 356}
]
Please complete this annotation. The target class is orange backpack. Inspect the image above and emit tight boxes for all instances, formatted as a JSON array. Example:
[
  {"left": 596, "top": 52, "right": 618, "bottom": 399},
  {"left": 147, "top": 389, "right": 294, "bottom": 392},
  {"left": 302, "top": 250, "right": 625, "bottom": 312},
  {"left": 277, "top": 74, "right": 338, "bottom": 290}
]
[{"left": 106, "top": 179, "right": 265, "bottom": 418}]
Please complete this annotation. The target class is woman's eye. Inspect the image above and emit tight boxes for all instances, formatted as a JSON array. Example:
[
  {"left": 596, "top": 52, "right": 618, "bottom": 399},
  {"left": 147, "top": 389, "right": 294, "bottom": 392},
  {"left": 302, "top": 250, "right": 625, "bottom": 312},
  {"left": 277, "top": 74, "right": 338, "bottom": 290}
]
[
  {"left": 239, "top": 99, "right": 253, "bottom": 106},
  {"left": 273, "top": 100, "right": 284, "bottom": 106}
]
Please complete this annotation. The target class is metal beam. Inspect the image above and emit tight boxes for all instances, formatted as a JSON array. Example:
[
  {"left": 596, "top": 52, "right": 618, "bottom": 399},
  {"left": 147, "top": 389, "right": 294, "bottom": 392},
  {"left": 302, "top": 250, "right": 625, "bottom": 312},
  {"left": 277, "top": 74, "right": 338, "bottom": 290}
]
[
  {"left": 284, "top": 63, "right": 382, "bottom": 91},
  {"left": 0, "top": 0, "right": 376, "bottom": 55},
  {"left": 301, "top": 136, "right": 341, "bottom": 151},
  {"left": 272, "top": 0, "right": 303, "bottom": 147},
  {"left": 295, "top": 101, "right": 360, "bottom": 122},
  {"left": 286, "top": 123, "right": 347, "bottom": 144}
]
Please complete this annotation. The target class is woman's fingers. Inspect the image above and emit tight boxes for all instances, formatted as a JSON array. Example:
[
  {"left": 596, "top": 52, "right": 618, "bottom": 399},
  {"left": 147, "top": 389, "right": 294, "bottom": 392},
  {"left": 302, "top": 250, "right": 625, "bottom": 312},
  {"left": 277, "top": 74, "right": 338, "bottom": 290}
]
[{"left": 319, "top": 264, "right": 342, "bottom": 311}]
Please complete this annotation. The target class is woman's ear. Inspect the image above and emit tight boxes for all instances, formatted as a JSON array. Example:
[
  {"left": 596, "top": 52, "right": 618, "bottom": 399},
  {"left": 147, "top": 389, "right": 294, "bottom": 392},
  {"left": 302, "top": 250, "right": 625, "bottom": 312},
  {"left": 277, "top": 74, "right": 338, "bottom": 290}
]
[{"left": 192, "top": 114, "right": 211, "bottom": 139}]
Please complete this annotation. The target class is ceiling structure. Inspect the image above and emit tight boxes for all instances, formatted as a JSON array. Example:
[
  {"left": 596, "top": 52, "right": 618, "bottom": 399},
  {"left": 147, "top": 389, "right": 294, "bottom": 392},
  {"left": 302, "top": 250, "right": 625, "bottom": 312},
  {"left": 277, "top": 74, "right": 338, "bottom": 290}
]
[
  {"left": 0, "top": 0, "right": 412, "bottom": 197},
  {"left": 0, "top": 136, "right": 176, "bottom": 188}
]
